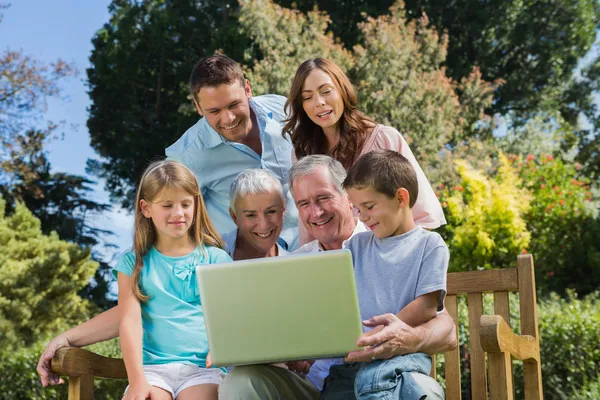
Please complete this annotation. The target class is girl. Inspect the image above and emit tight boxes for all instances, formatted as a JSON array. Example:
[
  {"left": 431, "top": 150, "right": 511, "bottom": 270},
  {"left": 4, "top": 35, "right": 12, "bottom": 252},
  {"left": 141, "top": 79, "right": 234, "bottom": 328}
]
[
  {"left": 116, "top": 160, "right": 231, "bottom": 400},
  {"left": 284, "top": 58, "right": 445, "bottom": 245}
]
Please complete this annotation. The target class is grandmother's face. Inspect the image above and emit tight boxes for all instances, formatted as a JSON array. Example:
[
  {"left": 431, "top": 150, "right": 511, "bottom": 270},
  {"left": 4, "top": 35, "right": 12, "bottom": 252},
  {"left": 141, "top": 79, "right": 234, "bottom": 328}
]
[{"left": 232, "top": 191, "right": 285, "bottom": 254}]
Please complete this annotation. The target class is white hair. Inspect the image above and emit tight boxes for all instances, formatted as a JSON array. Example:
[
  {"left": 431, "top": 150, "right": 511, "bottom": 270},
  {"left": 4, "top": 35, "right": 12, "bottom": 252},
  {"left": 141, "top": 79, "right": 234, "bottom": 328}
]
[
  {"left": 229, "top": 169, "right": 285, "bottom": 215},
  {"left": 289, "top": 155, "right": 347, "bottom": 197}
]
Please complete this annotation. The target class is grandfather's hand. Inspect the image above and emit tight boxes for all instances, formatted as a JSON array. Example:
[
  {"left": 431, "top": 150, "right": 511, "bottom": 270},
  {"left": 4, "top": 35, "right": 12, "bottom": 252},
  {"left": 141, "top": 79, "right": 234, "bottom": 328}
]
[
  {"left": 285, "top": 359, "right": 314, "bottom": 374},
  {"left": 345, "top": 313, "right": 422, "bottom": 363},
  {"left": 37, "top": 335, "right": 71, "bottom": 387}
]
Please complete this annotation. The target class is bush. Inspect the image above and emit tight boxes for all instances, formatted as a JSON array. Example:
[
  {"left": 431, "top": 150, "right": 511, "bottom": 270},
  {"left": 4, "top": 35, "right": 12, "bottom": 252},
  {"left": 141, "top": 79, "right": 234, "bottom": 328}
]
[
  {"left": 536, "top": 291, "right": 600, "bottom": 399},
  {"left": 0, "top": 338, "right": 126, "bottom": 400}
]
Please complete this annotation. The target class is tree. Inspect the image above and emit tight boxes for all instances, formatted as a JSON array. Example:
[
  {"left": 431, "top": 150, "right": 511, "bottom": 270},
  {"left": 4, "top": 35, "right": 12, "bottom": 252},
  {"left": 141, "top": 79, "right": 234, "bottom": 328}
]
[
  {"left": 0, "top": 199, "right": 98, "bottom": 348},
  {"left": 87, "top": 0, "right": 245, "bottom": 209},
  {"left": 241, "top": 0, "right": 497, "bottom": 159}
]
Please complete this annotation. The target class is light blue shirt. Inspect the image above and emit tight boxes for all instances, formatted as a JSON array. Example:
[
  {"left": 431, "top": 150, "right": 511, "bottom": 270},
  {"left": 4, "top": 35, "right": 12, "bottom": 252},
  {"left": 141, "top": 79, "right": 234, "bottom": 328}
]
[
  {"left": 113, "top": 245, "right": 232, "bottom": 368},
  {"left": 165, "top": 95, "right": 299, "bottom": 250}
]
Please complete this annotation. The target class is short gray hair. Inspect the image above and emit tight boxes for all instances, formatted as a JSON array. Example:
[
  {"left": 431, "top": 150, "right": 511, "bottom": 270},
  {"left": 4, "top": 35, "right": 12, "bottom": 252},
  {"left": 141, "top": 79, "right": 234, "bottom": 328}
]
[
  {"left": 229, "top": 169, "right": 285, "bottom": 214},
  {"left": 289, "top": 155, "right": 347, "bottom": 197}
]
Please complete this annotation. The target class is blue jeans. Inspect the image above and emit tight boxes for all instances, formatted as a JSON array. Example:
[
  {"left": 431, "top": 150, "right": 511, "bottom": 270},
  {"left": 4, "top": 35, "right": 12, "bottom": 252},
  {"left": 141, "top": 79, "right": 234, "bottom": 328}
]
[{"left": 320, "top": 353, "right": 444, "bottom": 400}]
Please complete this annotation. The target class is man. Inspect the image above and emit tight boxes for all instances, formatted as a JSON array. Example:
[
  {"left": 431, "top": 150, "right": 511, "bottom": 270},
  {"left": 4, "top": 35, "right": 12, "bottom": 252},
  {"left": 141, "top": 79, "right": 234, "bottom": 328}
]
[
  {"left": 166, "top": 54, "right": 298, "bottom": 250},
  {"left": 218, "top": 155, "right": 457, "bottom": 399}
]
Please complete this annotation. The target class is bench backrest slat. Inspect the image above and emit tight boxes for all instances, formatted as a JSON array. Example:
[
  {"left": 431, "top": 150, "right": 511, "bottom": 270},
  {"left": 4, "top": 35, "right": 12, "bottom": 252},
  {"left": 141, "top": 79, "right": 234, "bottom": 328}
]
[
  {"left": 447, "top": 269, "right": 519, "bottom": 295},
  {"left": 443, "top": 294, "right": 462, "bottom": 400},
  {"left": 467, "top": 293, "right": 488, "bottom": 399}
]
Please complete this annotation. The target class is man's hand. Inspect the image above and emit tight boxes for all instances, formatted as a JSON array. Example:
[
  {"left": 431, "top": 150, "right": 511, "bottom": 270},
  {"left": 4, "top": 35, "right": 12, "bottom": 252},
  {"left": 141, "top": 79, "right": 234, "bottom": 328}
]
[
  {"left": 284, "top": 360, "right": 314, "bottom": 374},
  {"left": 345, "top": 313, "right": 422, "bottom": 363},
  {"left": 37, "top": 335, "right": 71, "bottom": 387},
  {"left": 206, "top": 352, "right": 213, "bottom": 368}
]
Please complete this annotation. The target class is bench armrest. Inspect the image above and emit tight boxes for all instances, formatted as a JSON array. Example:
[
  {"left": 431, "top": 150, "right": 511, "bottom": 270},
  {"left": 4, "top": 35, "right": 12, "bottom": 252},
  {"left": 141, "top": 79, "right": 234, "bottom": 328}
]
[
  {"left": 480, "top": 315, "right": 540, "bottom": 362},
  {"left": 51, "top": 347, "right": 127, "bottom": 379}
]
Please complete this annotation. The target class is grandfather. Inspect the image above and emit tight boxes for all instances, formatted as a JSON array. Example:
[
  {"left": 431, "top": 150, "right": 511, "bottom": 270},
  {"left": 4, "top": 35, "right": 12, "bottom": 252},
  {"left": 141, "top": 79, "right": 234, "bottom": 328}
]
[
  {"left": 219, "top": 155, "right": 457, "bottom": 399},
  {"left": 166, "top": 54, "right": 298, "bottom": 250}
]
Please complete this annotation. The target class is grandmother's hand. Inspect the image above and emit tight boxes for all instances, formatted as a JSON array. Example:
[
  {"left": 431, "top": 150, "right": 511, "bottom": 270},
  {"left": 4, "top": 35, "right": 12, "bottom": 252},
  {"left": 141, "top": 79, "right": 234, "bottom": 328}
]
[{"left": 345, "top": 313, "right": 422, "bottom": 363}]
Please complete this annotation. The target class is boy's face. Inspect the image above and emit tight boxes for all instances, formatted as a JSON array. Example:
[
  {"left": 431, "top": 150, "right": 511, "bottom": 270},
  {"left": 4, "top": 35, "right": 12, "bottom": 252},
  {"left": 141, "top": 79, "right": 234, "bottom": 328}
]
[{"left": 347, "top": 186, "right": 410, "bottom": 239}]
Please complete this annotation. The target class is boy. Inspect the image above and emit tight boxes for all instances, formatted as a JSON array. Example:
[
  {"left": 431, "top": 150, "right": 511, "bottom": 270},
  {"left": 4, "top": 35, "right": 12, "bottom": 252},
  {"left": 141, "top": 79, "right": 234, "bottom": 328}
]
[{"left": 321, "top": 150, "right": 448, "bottom": 400}]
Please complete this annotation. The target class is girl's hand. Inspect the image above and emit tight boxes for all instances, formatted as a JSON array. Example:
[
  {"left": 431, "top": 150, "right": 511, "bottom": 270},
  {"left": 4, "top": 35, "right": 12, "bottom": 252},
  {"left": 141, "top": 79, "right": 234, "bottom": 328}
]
[
  {"left": 37, "top": 335, "right": 70, "bottom": 386},
  {"left": 122, "top": 380, "right": 152, "bottom": 400}
]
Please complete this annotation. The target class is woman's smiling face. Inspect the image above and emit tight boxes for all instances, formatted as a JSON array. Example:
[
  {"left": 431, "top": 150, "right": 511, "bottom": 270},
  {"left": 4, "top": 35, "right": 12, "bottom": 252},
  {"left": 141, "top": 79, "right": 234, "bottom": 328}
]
[{"left": 301, "top": 68, "right": 345, "bottom": 133}]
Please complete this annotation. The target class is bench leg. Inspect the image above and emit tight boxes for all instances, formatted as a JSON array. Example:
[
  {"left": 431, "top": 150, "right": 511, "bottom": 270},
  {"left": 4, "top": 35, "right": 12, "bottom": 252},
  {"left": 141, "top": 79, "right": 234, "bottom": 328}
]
[{"left": 68, "top": 374, "right": 94, "bottom": 400}]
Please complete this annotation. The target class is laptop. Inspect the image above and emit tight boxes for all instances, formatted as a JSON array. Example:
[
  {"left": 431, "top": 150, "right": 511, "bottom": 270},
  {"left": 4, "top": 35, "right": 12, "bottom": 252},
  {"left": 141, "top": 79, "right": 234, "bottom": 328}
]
[{"left": 197, "top": 249, "right": 363, "bottom": 367}]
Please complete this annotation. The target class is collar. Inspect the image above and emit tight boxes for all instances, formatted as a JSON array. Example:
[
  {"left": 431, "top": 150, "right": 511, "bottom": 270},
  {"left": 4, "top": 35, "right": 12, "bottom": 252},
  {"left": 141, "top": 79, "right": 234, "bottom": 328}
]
[{"left": 316, "top": 219, "right": 368, "bottom": 251}]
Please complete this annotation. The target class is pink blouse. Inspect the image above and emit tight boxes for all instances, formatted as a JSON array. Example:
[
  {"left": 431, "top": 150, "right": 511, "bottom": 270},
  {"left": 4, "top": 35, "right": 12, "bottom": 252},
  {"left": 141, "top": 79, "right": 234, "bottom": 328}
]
[{"left": 294, "top": 124, "right": 446, "bottom": 246}]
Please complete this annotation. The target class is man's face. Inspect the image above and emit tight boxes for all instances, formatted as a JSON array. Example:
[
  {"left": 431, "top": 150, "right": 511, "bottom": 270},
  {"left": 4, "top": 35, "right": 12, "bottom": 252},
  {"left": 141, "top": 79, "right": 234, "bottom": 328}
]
[
  {"left": 194, "top": 80, "right": 253, "bottom": 143},
  {"left": 292, "top": 166, "right": 355, "bottom": 249}
]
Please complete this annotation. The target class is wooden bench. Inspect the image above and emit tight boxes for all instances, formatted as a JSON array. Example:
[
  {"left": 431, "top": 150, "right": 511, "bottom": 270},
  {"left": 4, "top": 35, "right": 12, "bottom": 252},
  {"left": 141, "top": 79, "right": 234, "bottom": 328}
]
[{"left": 51, "top": 254, "right": 542, "bottom": 400}]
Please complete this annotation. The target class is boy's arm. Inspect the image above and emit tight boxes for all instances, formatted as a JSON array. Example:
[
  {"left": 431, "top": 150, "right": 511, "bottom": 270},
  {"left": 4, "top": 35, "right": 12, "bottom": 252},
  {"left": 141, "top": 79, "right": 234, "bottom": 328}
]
[
  {"left": 118, "top": 272, "right": 151, "bottom": 398},
  {"left": 396, "top": 291, "right": 441, "bottom": 327}
]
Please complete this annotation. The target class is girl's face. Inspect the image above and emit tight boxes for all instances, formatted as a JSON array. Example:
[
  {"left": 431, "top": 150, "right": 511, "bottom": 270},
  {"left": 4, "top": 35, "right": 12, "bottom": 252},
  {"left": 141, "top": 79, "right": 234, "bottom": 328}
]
[
  {"left": 232, "top": 191, "right": 285, "bottom": 254},
  {"left": 301, "top": 68, "right": 345, "bottom": 134},
  {"left": 141, "top": 187, "right": 196, "bottom": 242}
]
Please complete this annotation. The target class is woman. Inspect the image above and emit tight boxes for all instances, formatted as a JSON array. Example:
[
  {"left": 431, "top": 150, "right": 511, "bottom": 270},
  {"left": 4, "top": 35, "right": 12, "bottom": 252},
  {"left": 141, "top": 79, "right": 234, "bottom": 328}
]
[
  {"left": 36, "top": 169, "right": 290, "bottom": 387},
  {"left": 222, "top": 168, "right": 288, "bottom": 260},
  {"left": 284, "top": 58, "right": 445, "bottom": 236}
]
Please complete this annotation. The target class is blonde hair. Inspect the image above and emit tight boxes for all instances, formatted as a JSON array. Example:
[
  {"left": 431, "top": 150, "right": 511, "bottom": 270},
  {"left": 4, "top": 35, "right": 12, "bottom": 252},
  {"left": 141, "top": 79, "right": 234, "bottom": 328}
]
[{"left": 131, "top": 160, "right": 224, "bottom": 301}]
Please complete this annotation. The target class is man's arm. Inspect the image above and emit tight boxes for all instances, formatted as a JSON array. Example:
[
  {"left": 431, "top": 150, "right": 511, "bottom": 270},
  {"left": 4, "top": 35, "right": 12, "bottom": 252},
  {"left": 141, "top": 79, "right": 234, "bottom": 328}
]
[
  {"left": 344, "top": 309, "right": 457, "bottom": 362},
  {"left": 412, "top": 309, "right": 457, "bottom": 355},
  {"left": 37, "top": 306, "right": 120, "bottom": 386}
]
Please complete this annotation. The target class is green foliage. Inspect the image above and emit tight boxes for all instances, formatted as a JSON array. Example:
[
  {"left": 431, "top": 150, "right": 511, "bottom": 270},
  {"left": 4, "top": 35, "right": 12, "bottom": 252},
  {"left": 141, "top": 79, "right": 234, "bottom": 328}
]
[
  {"left": 0, "top": 199, "right": 98, "bottom": 348},
  {"left": 513, "top": 154, "right": 600, "bottom": 295},
  {"left": 537, "top": 291, "right": 600, "bottom": 399},
  {"left": 437, "top": 154, "right": 530, "bottom": 271},
  {"left": 0, "top": 338, "right": 125, "bottom": 400}
]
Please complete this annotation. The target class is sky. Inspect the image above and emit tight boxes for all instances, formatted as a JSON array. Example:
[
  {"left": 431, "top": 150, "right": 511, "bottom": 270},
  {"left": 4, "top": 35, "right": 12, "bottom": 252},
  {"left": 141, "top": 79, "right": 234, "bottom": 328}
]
[{"left": 0, "top": 0, "right": 134, "bottom": 262}]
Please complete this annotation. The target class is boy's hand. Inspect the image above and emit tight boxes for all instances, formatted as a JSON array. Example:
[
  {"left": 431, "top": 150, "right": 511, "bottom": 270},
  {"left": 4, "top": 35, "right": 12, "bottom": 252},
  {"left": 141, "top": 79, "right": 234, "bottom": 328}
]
[
  {"left": 206, "top": 352, "right": 212, "bottom": 368},
  {"left": 285, "top": 360, "right": 314, "bottom": 374},
  {"left": 345, "top": 313, "right": 421, "bottom": 362}
]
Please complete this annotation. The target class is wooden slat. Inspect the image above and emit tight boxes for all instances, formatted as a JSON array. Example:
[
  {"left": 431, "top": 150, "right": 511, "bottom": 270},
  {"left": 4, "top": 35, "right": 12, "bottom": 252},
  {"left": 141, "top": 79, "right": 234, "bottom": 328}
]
[
  {"left": 68, "top": 374, "right": 94, "bottom": 400},
  {"left": 493, "top": 292, "right": 511, "bottom": 328},
  {"left": 447, "top": 269, "right": 519, "bottom": 295},
  {"left": 488, "top": 352, "right": 514, "bottom": 400},
  {"left": 468, "top": 293, "right": 488, "bottom": 400},
  {"left": 444, "top": 295, "right": 461, "bottom": 400},
  {"left": 517, "top": 255, "right": 543, "bottom": 400},
  {"left": 492, "top": 292, "right": 514, "bottom": 398},
  {"left": 430, "top": 354, "right": 436, "bottom": 379},
  {"left": 52, "top": 347, "right": 127, "bottom": 379}
]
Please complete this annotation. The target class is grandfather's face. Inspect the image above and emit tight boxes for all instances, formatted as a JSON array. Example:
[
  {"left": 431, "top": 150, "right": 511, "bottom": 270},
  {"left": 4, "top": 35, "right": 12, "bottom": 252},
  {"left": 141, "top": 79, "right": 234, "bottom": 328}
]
[
  {"left": 193, "top": 80, "right": 253, "bottom": 143},
  {"left": 232, "top": 191, "right": 285, "bottom": 254},
  {"left": 291, "top": 166, "right": 355, "bottom": 249}
]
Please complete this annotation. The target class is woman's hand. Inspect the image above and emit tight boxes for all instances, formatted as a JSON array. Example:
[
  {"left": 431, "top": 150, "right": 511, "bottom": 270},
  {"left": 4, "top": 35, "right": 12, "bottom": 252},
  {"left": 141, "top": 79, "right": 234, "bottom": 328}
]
[
  {"left": 37, "top": 335, "right": 71, "bottom": 387},
  {"left": 345, "top": 313, "right": 422, "bottom": 363}
]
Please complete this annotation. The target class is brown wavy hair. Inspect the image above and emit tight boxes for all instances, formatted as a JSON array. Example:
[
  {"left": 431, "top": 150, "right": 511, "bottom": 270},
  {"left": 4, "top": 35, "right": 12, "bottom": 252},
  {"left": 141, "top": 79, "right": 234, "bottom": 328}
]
[
  {"left": 283, "top": 58, "right": 374, "bottom": 170},
  {"left": 131, "top": 160, "right": 224, "bottom": 301}
]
